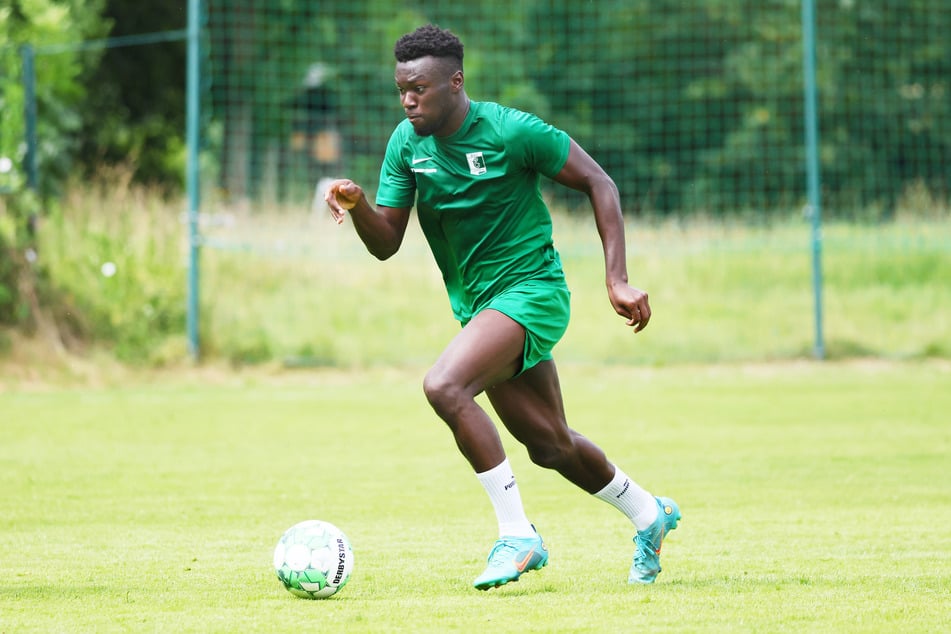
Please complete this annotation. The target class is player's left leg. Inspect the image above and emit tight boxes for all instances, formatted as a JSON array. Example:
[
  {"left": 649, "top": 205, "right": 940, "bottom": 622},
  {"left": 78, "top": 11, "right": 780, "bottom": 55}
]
[
  {"left": 485, "top": 359, "right": 617, "bottom": 492},
  {"left": 486, "top": 360, "right": 680, "bottom": 584}
]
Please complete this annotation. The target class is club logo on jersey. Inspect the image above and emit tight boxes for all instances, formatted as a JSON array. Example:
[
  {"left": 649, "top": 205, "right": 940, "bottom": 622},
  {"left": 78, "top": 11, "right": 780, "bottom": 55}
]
[{"left": 466, "top": 151, "right": 487, "bottom": 176}]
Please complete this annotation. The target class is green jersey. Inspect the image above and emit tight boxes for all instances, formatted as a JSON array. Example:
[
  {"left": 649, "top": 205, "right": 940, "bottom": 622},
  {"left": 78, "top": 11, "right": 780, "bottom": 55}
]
[{"left": 376, "top": 101, "right": 571, "bottom": 323}]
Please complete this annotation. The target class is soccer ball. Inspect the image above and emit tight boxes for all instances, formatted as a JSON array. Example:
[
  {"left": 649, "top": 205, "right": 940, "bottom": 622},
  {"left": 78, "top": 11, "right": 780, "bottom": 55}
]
[{"left": 273, "top": 520, "right": 354, "bottom": 599}]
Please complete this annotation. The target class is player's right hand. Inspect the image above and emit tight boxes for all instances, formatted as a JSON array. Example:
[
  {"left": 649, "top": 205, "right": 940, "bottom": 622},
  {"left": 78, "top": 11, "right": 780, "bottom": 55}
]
[{"left": 324, "top": 179, "right": 364, "bottom": 224}]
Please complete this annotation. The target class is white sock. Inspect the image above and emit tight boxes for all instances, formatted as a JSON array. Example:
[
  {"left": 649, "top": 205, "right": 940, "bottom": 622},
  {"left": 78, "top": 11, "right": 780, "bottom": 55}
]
[
  {"left": 476, "top": 458, "right": 536, "bottom": 538},
  {"left": 594, "top": 466, "right": 659, "bottom": 531}
]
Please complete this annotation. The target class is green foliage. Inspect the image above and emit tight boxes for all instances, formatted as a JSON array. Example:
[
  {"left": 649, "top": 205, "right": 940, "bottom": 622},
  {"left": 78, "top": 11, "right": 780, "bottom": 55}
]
[
  {"left": 0, "top": 0, "right": 110, "bottom": 197},
  {"left": 77, "top": 1, "right": 187, "bottom": 188},
  {"left": 0, "top": 239, "right": 21, "bottom": 325},
  {"left": 817, "top": 0, "right": 951, "bottom": 216},
  {"left": 0, "top": 188, "right": 42, "bottom": 327},
  {"left": 0, "top": 2, "right": 94, "bottom": 343},
  {"left": 1, "top": 363, "right": 949, "bottom": 631},
  {"left": 35, "top": 181, "right": 187, "bottom": 363},
  {"left": 5, "top": 1, "right": 951, "bottom": 216},
  {"left": 192, "top": 1, "right": 951, "bottom": 216}
]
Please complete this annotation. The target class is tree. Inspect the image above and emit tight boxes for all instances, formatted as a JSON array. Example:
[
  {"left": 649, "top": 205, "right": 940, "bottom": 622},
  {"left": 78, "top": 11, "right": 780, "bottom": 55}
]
[
  {"left": 0, "top": 0, "right": 109, "bottom": 330},
  {"left": 0, "top": 0, "right": 109, "bottom": 197},
  {"left": 817, "top": 0, "right": 951, "bottom": 216},
  {"left": 77, "top": 1, "right": 188, "bottom": 190}
]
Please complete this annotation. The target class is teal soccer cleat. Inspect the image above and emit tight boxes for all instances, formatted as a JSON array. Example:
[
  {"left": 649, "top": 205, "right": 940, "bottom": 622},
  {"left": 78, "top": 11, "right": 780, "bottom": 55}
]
[
  {"left": 629, "top": 496, "right": 681, "bottom": 584},
  {"left": 473, "top": 530, "right": 549, "bottom": 590}
]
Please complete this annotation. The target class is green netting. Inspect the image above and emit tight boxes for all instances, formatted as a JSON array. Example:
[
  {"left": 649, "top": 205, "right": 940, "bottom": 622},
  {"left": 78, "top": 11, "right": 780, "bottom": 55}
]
[
  {"left": 4, "top": 3, "right": 948, "bottom": 361},
  {"left": 201, "top": 0, "right": 951, "bottom": 218}
]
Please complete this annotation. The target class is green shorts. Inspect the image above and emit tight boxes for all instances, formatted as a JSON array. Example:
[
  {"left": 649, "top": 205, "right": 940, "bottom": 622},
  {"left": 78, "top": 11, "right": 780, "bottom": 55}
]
[{"left": 470, "top": 280, "right": 571, "bottom": 375}]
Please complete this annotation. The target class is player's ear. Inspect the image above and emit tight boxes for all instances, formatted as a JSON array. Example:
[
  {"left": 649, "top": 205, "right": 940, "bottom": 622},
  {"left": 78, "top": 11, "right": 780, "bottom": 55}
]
[{"left": 450, "top": 69, "right": 464, "bottom": 91}]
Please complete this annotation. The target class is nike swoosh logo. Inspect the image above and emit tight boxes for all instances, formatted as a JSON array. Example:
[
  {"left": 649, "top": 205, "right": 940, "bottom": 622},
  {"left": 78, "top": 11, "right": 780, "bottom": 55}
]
[
  {"left": 654, "top": 527, "right": 666, "bottom": 554},
  {"left": 514, "top": 550, "right": 536, "bottom": 572},
  {"left": 412, "top": 157, "right": 434, "bottom": 164}
]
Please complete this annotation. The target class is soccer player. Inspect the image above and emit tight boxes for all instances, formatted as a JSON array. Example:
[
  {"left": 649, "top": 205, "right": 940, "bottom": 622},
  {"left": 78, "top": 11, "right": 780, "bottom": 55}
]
[{"left": 324, "top": 24, "right": 680, "bottom": 590}]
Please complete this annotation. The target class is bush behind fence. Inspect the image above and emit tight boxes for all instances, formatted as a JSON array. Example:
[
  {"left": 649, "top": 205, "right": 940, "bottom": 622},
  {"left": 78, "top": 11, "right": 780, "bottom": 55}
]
[
  {"left": 2, "top": 1, "right": 949, "bottom": 218},
  {"left": 201, "top": 0, "right": 951, "bottom": 218}
]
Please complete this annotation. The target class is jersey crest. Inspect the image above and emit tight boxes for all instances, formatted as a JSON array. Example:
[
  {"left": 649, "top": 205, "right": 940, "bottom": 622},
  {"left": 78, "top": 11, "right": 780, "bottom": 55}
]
[{"left": 466, "top": 151, "right": 487, "bottom": 176}]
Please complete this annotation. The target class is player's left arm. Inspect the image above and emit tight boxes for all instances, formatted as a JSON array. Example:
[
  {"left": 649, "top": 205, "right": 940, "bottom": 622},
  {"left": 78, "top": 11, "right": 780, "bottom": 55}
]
[{"left": 552, "top": 139, "right": 651, "bottom": 332}]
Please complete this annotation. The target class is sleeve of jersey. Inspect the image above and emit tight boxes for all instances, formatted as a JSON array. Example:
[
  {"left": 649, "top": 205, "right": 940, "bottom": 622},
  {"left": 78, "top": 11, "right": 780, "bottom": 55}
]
[
  {"left": 506, "top": 109, "right": 571, "bottom": 179},
  {"left": 375, "top": 126, "right": 416, "bottom": 208}
]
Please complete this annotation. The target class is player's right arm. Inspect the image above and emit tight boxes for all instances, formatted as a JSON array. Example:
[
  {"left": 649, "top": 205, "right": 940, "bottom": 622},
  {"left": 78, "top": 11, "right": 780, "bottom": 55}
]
[{"left": 324, "top": 179, "right": 411, "bottom": 260}]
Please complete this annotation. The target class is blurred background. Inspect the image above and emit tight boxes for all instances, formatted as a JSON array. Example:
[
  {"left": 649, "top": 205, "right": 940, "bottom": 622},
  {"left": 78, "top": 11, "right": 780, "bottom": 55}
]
[{"left": 1, "top": 1, "right": 948, "bottom": 369}]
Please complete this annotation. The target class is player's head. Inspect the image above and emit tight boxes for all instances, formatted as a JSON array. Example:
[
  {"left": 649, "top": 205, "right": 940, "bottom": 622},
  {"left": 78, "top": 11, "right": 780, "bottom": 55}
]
[
  {"left": 394, "top": 25, "right": 467, "bottom": 137},
  {"left": 394, "top": 24, "right": 464, "bottom": 72}
]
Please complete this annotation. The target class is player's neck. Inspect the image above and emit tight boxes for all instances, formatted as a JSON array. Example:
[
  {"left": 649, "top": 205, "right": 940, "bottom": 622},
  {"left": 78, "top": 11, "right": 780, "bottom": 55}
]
[{"left": 435, "top": 95, "right": 471, "bottom": 138}]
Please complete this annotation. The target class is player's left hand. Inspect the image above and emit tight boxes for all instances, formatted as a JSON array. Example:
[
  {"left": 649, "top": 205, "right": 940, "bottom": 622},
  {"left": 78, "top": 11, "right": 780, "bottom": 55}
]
[{"left": 609, "top": 281, "right": 651, "bottom": 333}]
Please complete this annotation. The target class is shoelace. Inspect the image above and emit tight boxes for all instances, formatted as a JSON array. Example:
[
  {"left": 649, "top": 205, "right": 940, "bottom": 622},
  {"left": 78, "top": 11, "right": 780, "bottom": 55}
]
[
  {"left": 633, "top": 527, "right": 662, "bottom": 566},
  {"left": 486, "top": 540, "right": 521, "bottom": 568}
]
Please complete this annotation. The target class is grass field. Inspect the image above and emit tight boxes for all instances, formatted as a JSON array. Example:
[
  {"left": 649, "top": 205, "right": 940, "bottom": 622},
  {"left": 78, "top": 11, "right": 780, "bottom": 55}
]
[{"left": 1, "top": 361, "right": 948, "bottom": 633}]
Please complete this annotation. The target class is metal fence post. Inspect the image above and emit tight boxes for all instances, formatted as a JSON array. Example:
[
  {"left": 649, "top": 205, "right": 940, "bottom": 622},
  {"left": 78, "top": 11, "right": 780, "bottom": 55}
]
[
  {"left": 186, "top": 0, "right": 202, "bottom": 360},
  {"left": 801, "top": 0, "right": 825, "bottom": 360}
]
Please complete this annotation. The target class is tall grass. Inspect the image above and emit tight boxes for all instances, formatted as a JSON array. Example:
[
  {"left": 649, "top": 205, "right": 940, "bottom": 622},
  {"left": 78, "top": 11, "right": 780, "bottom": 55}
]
[
  {"left": 38, "top": 182, "right": 187, "bottom": 363},
  {"left": 196, "top": 207, "right": 951, "bottom": 366},
  {"left": 32, "top": 186, "right": 951, "bottom": 366}
]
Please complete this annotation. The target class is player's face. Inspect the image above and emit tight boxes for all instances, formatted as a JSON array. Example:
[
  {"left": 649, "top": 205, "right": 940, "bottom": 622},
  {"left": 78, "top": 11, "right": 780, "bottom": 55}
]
[{"left": 395, "top": 57, "right": 462, "bottom": 137}]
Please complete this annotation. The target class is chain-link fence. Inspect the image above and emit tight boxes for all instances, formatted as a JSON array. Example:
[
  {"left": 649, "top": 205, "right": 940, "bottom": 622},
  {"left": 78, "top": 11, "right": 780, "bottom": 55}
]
[
  {"left": 4, "top": 1, "right": 949, "bottom": 361},
  {"left": 200, "top": 1, "right": 949, "bottom": 218}
]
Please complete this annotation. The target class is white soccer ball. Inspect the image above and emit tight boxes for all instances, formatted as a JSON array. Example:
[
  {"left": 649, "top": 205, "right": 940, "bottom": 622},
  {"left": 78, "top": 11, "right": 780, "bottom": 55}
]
[{"left": 273, "top": 520, "right": 354, "bottom": 599}]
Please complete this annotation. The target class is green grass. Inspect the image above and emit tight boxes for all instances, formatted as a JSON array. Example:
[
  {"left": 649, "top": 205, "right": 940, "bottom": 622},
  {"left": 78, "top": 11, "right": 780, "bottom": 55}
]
[
  {"left": 196, "top": 212, "right": 951, "bottom": 367},
  {"left": 26, "top": 184, "right": 951, "bottom": 366},
  {"left": 2, "top": 361, "right": 949, "bottom": 632}
]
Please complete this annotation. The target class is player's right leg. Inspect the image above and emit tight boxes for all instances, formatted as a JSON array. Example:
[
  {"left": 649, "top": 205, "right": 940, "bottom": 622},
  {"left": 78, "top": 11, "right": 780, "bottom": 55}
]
[
  {"left": 422, "top": 308, "right": 526, "bottom": 472},
  {"left": 472, "top": 528, "right": 549, "bottom": 590},
  {"left": 422, "top": 309, "right": 548, "bottom": 589}
]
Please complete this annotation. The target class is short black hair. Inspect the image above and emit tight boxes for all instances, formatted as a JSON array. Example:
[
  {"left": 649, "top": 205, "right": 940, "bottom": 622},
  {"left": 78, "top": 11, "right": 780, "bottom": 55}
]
[{"left": 394, "top": 24, "right": 464, "bottom": 68}]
